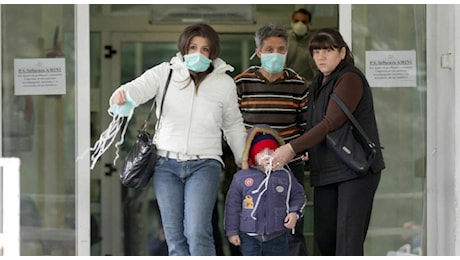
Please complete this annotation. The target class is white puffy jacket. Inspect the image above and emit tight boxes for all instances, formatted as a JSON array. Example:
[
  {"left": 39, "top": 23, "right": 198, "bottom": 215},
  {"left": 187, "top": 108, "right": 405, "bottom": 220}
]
[{"left": 110, "top": 52, "right": 247, "bottom": 166}]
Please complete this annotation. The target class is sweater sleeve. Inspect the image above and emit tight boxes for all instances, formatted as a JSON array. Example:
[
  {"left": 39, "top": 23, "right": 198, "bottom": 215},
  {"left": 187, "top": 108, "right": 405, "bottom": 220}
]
[
  {"left": 224, "top": 174, "right": 243, "bottom": 237},
  {"left": 221, "top": 77, "right": 247, "bottom": 167},
  {"left": 109, "top": 62, "right": 169, "bottom": 107},
  {"left": 289, "top": 72, "right": 364, "bottom": 153},
  {"left": 289, "top": 172, "right": 307, "bottom": 214}
]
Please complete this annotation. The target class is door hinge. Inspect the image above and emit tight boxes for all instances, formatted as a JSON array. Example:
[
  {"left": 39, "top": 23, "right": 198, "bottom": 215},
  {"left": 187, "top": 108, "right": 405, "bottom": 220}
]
[
  {"left": 440, "top": 53, "right": 452, "bottom": 70},
  {"left": 104, "top": 45, "right": 117, "bottom": 59},
  {"left": 104, "top": 163, "right": 116, "bottom": 176}
]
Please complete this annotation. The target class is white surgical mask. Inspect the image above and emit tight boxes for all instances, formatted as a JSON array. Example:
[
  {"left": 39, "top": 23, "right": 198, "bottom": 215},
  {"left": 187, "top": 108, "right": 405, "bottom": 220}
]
[{"left": 292, "top": 21, "right": 308, "bottom": 36}]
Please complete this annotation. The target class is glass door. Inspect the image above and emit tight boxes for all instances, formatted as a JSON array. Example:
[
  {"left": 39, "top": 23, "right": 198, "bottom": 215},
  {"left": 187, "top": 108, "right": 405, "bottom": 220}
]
[
  {"left": 1, "top": 4, "right": 79, "bottom": 256},
  {"left": 102, "top": 32, "right": 180, "bottom": 256},
  {"left": 351, "top": 5, "right": 427, "bottom": 256}
]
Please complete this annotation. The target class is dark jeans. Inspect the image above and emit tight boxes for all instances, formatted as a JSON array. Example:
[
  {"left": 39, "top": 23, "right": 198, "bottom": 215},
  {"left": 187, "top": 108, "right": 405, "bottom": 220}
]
[{"left": 240, "top": 232, "right": 289, "bottom": 256}]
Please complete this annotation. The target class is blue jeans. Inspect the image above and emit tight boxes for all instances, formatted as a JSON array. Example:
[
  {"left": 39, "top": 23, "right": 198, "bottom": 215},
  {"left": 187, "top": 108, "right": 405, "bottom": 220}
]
[
  {"left": 153, "top": 157, "right": 222, "bottom": 256},
  {"left": 240, "top": 232, "right": 289, "bottom": 256}
]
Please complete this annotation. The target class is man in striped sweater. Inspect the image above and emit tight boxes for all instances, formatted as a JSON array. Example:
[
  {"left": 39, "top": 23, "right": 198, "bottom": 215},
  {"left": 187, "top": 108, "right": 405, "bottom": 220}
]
[{"left": 233, "top": 23, "right": 309, "bottom": 256}]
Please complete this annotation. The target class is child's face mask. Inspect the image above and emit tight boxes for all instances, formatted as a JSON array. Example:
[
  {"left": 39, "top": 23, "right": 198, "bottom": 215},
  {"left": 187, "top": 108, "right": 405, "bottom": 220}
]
[{"left": 256, "top": 149, "right": 275, "bottom": 171}]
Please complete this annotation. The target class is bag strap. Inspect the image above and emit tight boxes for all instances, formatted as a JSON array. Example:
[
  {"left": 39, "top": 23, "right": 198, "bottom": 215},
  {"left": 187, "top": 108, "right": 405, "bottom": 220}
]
[
  {"left": 330, "top": 93, "right": 376, "bottom": 149},
  {"left": 142, "top": 68, "right": 172, "bottom": 131}
]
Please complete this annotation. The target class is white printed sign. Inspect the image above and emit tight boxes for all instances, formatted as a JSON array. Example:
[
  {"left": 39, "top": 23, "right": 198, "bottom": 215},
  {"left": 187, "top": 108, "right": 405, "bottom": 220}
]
[
  {"left": 14, "top": 58, "right": 66, "bottom": 95},
  {"left": 365, "top": 50, "right": 416, "bottom": 87}
]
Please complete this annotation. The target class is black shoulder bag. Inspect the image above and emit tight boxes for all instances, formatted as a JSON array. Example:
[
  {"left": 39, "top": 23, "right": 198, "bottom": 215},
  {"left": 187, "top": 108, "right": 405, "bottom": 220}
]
[
  {"left": 326, "top": 93, "right": 377, "bottom": 175},
  {"left": 120, "top": 69, "right": 172, "bottom": 188}
]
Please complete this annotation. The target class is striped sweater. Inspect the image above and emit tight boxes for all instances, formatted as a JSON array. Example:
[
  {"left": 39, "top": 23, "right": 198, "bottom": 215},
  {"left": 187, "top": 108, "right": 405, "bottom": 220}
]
[{"left": 235, "top": 66, "right": 309, "bottom": 160}]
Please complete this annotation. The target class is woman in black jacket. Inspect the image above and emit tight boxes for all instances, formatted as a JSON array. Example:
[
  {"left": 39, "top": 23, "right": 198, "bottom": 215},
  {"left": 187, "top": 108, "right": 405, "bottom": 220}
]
[{"left": 272, "top": 28, "right": 385, "bottom": 256}]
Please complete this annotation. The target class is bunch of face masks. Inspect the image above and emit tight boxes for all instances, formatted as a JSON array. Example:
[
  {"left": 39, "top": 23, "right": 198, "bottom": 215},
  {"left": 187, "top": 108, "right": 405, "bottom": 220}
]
[
  {"left": 91, "top": 92, "right": 136, "bottom": 170},
  {"left": 109, "top": 92, "right": 136, "bottom": 117}
]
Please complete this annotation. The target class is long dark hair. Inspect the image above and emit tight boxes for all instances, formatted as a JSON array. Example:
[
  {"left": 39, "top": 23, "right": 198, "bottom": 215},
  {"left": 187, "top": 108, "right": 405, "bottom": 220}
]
[
  {"left": 309, "top": 28, "right": 354, "bottom": 65},
  {"left": 177, "top": 23, "right": 220, "bottom": 92},
  {"left": 177, "top": 23, "right": 221, "bottom": 60}
]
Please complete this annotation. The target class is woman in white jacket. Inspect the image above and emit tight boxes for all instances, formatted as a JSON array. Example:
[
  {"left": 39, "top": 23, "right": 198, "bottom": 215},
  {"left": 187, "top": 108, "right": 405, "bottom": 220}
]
[{"left": 110, "top": 23, "right": 247, "bottom": 256}]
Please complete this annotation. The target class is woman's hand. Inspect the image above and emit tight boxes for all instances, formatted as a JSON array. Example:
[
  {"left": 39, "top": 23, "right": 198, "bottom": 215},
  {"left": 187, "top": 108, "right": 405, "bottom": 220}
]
[
  {"left": 272, "top": 144, "right": 296, "bottom": 169},
  {"left": 301, "top": 152, "right": 309, "bottom": 161},
  {"left": 112, "top": 90, "right": 127, "bottom": 105}
]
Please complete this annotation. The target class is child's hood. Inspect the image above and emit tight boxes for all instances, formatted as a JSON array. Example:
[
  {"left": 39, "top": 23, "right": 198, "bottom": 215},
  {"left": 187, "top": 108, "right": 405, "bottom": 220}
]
[{"left": 242, "top": 124, "right": 285, "bottom": 169}]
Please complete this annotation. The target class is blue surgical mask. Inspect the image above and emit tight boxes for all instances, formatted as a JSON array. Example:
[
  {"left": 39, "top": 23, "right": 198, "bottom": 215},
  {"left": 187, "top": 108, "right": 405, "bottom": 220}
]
[
  {"left": 183, "top": 53, "right": 212, "bottom": 72},
  {"left": 261, "top": 53, "right": 286, "bottom": 73},
  {"left": 109, "top": 92, "right": 135, "bottom": 117}
]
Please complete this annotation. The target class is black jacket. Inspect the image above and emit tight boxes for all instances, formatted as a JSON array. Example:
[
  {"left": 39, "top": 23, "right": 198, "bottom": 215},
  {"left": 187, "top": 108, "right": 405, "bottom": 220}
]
[{"left": 307, "top": 61, "right": 385, "bottom": 186}]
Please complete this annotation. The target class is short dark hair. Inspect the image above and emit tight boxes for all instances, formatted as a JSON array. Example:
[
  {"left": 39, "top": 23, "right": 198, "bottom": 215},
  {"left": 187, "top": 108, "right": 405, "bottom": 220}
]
[
  {"left": 309, "top": 28, "right": 354, "bottom": 65},
  {"left": 292, "top": 8, "right": 312, "bottom": 23},
  {"left": 177, "top": 23, "right": 221, "bottom": 60}
]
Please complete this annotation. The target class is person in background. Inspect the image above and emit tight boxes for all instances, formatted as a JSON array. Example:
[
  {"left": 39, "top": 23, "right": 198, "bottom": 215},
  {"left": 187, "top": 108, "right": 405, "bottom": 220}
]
[
  {"left": 272, "top": 28, "right": 385, "bottom": 256},
  {"left": 234, "top": 22, "right": 309, "bottom": 256},
  {"left": 286, "top": 8, "right": 317, "bottom": 85},
  {"left": 109, "top": 23, "right": 247, "bottom": 256},
  {"left": 225, "top": 124, "right": 306, "bottom": 256}
]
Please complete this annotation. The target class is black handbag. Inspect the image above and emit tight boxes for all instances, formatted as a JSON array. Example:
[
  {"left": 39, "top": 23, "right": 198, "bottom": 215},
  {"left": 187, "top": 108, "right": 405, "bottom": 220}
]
[
  {"left": 326, "top": 93, "right": 377, "bottom": 175},
  {"left": 120, "top": 69, "right": 172, "bottom": 188}
]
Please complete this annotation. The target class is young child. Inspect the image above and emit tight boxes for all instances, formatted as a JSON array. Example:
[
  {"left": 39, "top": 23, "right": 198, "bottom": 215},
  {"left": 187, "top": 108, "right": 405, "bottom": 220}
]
[{"left": 224, "top": 124, "right": 306, "bottom": 256}]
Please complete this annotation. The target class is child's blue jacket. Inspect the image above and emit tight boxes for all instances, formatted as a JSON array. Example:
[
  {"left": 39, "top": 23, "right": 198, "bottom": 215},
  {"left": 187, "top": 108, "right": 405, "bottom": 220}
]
[{"left": 224, "top": 124, "right": 306, "bottom": 237}]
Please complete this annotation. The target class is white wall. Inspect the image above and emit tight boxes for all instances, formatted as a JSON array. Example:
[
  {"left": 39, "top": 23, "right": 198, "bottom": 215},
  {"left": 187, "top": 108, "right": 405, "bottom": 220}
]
[{"left": 426, "top": 4, "right": 460, "bottom": 256}]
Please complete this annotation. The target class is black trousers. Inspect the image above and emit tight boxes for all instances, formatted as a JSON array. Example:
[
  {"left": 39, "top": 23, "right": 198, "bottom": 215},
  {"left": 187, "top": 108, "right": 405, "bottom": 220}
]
[{"left": 313, "top": 171, "right": 381, "bottom": 256}]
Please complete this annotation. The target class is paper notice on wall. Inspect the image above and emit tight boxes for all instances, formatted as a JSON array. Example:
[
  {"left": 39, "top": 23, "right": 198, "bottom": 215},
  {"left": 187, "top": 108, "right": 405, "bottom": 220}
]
[
  {"left": 14, "top": 58, "right": 66, "bottom": 95},
  {"left": 365, "top": 50, "right": 416, "bottom": 87}
]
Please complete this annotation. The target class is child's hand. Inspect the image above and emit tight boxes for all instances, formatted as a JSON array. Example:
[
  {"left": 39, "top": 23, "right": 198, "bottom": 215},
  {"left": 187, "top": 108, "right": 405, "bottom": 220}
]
[
  {"left": 283, "top": 212, "right": 298, "bottom": 229},
  {"left": 228, "top": 235, "right": 241, "bottom": 246}
]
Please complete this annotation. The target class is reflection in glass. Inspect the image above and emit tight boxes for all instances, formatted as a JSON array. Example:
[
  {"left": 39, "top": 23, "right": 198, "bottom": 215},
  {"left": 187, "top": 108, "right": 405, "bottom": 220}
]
[
  {"left": 352, "top": 4, "right": 426, "bottom": 256},
  {"left": 1, "top": 4, "right": 76, "bottom": 255}
]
